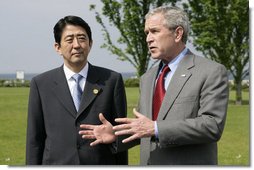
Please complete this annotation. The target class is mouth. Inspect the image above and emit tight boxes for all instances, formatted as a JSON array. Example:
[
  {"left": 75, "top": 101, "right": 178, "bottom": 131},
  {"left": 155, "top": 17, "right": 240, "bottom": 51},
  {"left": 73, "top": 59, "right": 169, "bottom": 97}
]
[
  {"left": 149, "top": 46, "right": 157, "bottom": 51},
  {"left": 72, "top": 52, "right": 82, "bottom": 56}
]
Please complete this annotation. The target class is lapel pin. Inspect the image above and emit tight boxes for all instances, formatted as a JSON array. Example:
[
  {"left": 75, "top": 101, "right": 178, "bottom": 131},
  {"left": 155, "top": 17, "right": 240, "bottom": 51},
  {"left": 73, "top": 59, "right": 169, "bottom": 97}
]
[
  {"left": 93, "top": 89, "right": 99, "bottom": 95},
  {"left": 181, "top": 74, "right": 186, "bottom": 77}
]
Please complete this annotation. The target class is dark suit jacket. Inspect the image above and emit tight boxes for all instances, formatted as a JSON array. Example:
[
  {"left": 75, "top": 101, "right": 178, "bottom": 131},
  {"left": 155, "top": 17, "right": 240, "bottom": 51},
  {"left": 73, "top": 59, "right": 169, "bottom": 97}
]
[
  {"left": 138, "top": 51, "right": 229, "bottom": 165},
  {"left": 26, "top": 63, "right": 128, "bottom": 165}
]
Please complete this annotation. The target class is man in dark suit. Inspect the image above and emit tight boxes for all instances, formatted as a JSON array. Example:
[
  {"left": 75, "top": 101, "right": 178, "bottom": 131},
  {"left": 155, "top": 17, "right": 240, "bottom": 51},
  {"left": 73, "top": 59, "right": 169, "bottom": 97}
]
[
  {"left": 79, "top": 6, "right": 229, "bottom": 165},
  {"left": 26, "top": 15, "right": 127, "bottom": 165}
]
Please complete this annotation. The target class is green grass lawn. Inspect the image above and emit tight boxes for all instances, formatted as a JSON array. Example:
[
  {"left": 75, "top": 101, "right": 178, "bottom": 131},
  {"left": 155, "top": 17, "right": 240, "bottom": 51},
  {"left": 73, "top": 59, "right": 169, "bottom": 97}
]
[
  {"left": 0, "top": 88, "right": 29, "bottom": 165},
  {"left": 0, "top": 87, "right": 250, "bottom": 165}
]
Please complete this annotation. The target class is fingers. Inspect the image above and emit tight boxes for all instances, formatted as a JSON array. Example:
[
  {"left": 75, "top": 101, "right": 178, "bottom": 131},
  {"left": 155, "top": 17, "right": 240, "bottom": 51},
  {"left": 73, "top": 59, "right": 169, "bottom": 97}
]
[
  {"left": 122, "top": 134, "right": 139, "bottom": 143},
  {"left": 115, "top": 129, "right": 132, "bottom": 136},
  {"left": 98, "top": 113, "right": 107, "bottom": 124},
  {"left": 90, "top": 139, "right": 102, "bottom": 146},
  {"left": 113, "top": 123, "right": 131, "bottom": 132},
  {"left": 79, "top": 130, "right": 93, "bottom": 135},
  {"left": 79, "top": 130, "right": 96, "bottom": 140},
  {"left": 80, "top": 113, "right": 108, "bottom": 129},
  {"left": 114, "top": 124, "right": 134, "bottom": 136},
  {"left": 115, "top": 109, "right": 143, "bottom": 123},
  {"left": 80, "top": 124, "right": 95, "bottom": 130},
  {"left": 115, "top": 117, "right": 133, "bottom": 124},
  {"left": 133, "top": 108, "right": 142, "bottom": 118},
  {"left": 81, "top": 135, "right": 96, "bottom": 139}
]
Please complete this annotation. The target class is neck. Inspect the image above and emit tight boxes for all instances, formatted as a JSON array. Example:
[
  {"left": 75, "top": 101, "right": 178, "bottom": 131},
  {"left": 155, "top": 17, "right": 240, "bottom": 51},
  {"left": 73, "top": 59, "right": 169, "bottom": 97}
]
[
  {"left": 66, "top": 61, "right": 87, "bottom": 73},
  {"left": 163, "top": 44, "right": 186, "bottom": 63}
]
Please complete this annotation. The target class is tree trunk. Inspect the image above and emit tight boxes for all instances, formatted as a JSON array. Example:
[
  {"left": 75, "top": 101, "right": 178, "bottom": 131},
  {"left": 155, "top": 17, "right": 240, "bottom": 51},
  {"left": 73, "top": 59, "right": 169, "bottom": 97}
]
[{"left": 235, "top": 79, "right": 242, "bottom": 105}]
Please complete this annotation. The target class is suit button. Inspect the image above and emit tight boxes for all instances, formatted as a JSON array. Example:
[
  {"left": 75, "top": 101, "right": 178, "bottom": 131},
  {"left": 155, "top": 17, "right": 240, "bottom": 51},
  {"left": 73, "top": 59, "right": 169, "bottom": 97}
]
[{"left": 77, "top": 144, "right": 81, "bottom": 149}]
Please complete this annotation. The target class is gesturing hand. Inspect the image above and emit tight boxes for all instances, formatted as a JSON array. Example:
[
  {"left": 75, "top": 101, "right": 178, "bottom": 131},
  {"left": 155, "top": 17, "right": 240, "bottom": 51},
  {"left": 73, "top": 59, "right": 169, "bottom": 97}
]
[
  {"left": 113, "top": 108, "right": 155, "bottom": 143},
  {"left": 79, "top": 113, "right": 116, "bottom": 146}
]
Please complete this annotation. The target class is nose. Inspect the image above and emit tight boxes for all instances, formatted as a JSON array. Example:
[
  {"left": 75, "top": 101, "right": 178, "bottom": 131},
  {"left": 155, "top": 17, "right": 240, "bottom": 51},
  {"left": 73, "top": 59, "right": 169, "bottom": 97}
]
[
  {"left": 73, "top": 38, "right": 81, "bottom": 48},
  {"left": 146, "top": 32, "right": 153, "bottom": 44}
]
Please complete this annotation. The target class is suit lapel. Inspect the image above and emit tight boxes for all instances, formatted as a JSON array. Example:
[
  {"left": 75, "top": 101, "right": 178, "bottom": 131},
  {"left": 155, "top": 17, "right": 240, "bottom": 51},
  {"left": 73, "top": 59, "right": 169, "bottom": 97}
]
[
  {"left": 157, "top": 53, "right": 195, "bottom": 120},
  {"left": 52, "top": 66, "right": 77, "bottom": 118},
  {"left": 77, "top": 64, "right": 101, "bottom": 118}
]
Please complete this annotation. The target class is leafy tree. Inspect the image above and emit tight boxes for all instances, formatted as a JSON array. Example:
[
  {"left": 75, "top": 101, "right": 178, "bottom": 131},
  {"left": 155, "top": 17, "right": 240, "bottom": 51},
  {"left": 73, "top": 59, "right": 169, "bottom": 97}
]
[
  {"left": 184, "top": 0, "right": 249, "bottom": 105},
  {"left": 90, "top": 0, "right": 177, "bottom": 77}
]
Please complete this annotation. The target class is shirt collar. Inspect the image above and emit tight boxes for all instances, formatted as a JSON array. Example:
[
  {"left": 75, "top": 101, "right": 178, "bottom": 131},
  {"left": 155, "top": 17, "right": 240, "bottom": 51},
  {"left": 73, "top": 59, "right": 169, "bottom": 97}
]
[
  {"left": 159, "top": 47, "right": 188, "bottom": 72},
  {"left": 63, "top": 63, "right": 89, "bottom": 80},
  {"left": 168, "top": 47, "right": 188, "bottom": 69}
]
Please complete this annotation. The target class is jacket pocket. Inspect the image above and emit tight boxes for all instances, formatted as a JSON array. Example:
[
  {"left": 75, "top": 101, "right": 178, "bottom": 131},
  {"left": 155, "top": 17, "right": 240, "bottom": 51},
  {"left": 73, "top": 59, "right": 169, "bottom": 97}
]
[{"left": 174, "top": 96, "right": 198, "bottom": 104}]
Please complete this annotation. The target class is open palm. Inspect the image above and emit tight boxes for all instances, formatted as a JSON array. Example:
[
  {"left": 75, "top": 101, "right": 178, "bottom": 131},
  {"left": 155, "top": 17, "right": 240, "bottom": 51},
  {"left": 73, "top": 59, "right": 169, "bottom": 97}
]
[{"left": 79, "top": 113, "right": 116, "bottom": 146}]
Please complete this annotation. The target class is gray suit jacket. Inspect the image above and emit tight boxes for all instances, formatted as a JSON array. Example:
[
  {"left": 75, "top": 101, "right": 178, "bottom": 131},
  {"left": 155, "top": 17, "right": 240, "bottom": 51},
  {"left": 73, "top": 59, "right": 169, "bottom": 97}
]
[
  {"left": 26, "top": 63, "right": 127, "bottom": 165},
  {"left": 138, "top": 51, "right": 229, "bottom": 165}
]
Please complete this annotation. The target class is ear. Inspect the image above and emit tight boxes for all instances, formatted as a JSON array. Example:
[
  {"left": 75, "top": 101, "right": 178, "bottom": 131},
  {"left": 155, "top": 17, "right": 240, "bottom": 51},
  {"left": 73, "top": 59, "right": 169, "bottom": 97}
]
[
  {"left": 54, "top": 43, "right": 62, "bottom": 55},
  {"left": 174, "top": 26, "right": 184, "bottom": 43},
  {"left": 88, "top": 40, "right": 93, "bottom": 53},
  {"left": 89, "top": 40, "right": 93, "bottom": 48}
]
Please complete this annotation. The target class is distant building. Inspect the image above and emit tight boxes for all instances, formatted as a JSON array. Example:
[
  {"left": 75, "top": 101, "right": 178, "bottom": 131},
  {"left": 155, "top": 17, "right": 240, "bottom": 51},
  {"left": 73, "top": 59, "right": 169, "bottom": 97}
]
[
  {"left": 16, "top": 70, "right": 24, "bottom": 80},
  {"left": 16, "top": 70, "right": 25, "bottom": 83}
]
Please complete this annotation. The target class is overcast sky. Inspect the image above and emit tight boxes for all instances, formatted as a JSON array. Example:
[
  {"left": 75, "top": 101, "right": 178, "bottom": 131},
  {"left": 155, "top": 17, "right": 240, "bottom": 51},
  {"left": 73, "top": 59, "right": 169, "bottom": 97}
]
[{"left": 1, "top": 0, "right": 206, "bottom": 74}]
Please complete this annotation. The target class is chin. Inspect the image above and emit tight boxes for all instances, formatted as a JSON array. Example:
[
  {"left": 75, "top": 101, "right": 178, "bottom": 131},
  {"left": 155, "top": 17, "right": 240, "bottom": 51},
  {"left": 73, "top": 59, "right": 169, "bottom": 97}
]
[
  {"left": 73, "top": 56, "right": 85, "bottom": 62},
  {"left": 151, "top": 55, "right": 161, "bottom": 60},
  {"left": 72, "top": 59, "right": 85, "bottom": 65}
]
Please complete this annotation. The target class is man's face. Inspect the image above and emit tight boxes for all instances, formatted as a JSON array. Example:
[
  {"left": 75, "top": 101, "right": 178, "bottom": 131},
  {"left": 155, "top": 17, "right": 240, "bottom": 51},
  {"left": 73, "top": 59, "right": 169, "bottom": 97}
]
[
  {"left": 55, "top": 24, "right": 92, "bottom": 71},
  {"left": 145, "top": 13, "right": 176, "bottom": 62}
]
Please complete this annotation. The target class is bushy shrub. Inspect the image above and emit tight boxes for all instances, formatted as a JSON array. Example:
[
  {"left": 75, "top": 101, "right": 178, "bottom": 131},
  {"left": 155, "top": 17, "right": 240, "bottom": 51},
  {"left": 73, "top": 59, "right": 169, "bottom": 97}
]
[
  {"left": 229, "top": 82, "right": 249, "bottom": 91},
  {"left": 0, "top": 79, "right": 30, "bottom": 87},
  {"left": 124, "top": 78, "right": 140, "bottom": 87},
  {"left": 0, "top": 80, "right": 5, "bottom": 86}
]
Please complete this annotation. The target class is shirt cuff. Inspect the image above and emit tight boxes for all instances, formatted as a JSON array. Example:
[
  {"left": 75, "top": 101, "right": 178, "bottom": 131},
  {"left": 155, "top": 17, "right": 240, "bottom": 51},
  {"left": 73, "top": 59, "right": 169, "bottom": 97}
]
[{"left": 154, "top": 121, "right": 159, "bottom": 139}]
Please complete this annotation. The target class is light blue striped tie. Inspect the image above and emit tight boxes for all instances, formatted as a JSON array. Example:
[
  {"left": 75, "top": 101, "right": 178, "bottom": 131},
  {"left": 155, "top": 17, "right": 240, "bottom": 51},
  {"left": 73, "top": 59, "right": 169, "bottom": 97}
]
[{"left": 72, "top": 74, "right": 83, "bottom": 111}]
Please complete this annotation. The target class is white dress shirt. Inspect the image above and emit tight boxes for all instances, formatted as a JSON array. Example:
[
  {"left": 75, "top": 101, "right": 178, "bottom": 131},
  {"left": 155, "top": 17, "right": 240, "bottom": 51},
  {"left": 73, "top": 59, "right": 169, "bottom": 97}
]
[
  {"left": 157, "top": 47, "right": 189, "bottom": 90},
  {"left": 63, "top": 63, "right": 89, "bottom": 96}
]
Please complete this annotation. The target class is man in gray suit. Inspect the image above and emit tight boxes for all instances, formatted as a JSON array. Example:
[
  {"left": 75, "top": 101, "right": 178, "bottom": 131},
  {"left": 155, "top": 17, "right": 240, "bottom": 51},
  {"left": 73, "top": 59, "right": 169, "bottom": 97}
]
[
  {"left": 79, "top": 6, "right": 229, "bottom": 165},
  {"left": 26, "top": 16, "right": 127, "bottom": 165}
]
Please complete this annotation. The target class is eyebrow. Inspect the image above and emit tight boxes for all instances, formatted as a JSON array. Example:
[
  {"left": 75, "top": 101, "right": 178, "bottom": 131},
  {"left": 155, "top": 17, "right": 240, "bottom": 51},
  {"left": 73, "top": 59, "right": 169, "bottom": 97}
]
[
  {"left": 64, "top": 33, "right": 87, "bottom": 39},
  {"left": 144, "top": 26, "right": 160, "bottom": 32}
]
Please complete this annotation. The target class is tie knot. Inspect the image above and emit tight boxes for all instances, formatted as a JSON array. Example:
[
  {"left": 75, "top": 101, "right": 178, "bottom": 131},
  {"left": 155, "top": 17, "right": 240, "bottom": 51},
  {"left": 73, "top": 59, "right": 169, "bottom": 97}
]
[
  {"left": 161, "top": 65, "right": 170, "bottom": 76},
  {"left": 72, "top": 74, "right": 82, "bottom": 82}
]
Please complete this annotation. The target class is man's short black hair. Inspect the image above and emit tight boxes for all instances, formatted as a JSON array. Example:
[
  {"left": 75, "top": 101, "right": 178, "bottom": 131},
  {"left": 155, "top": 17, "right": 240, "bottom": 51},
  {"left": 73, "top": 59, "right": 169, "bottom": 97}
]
[{"left": 53, "top": 15, "right": 92, "bottom": 45}]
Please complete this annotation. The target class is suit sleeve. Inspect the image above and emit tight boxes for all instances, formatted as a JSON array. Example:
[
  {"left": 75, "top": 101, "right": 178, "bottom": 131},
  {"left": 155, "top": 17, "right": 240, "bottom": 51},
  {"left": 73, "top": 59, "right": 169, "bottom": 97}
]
[
  {"left": 158, "top": 64, "right": 229, "bottom": 148},
  {"left": 113, "top": 74, "right": 127, "bottom": 120},
  {"left": 26, "top": 78, "right": 46, "bottom": 165}
]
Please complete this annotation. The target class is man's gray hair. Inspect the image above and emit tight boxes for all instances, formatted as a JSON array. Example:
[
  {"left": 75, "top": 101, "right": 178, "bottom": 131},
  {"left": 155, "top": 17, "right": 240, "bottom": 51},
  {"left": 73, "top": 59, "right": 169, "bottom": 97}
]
[{"left": 145, "top": 6, "right": 189, "bottom": 43}]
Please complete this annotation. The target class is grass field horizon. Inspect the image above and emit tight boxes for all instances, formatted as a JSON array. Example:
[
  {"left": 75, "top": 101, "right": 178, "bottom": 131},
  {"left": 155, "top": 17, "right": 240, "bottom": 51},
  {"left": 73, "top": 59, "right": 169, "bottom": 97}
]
[{"left": 0, "top": 87, "right": 250, "bottom": 165}]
